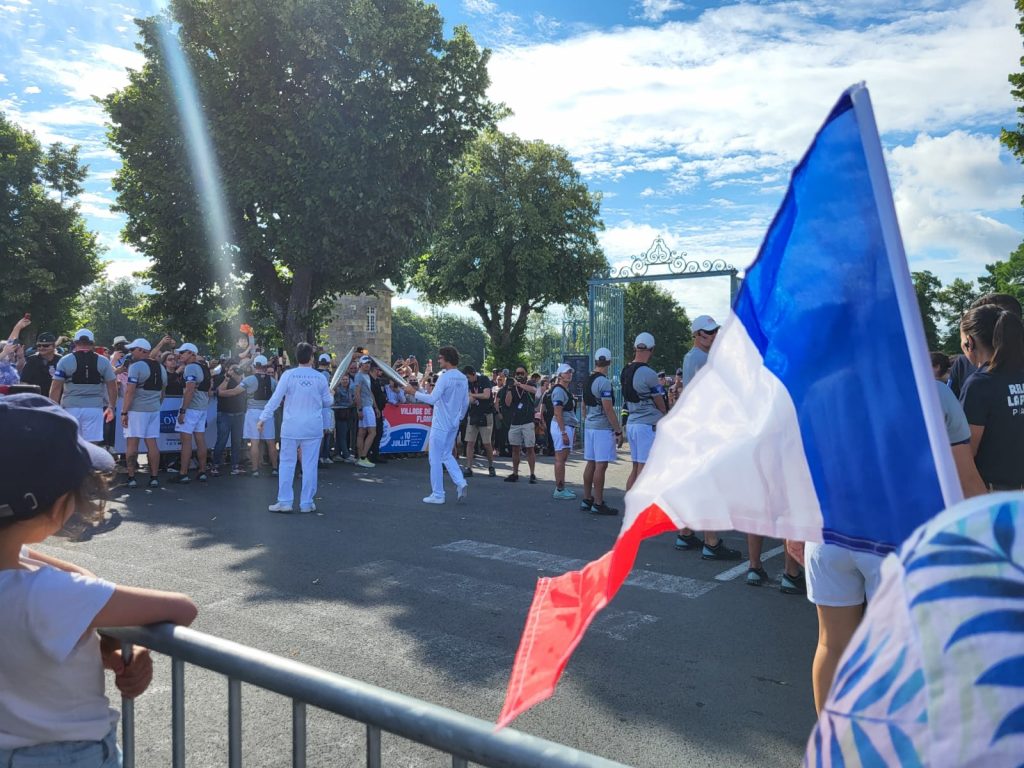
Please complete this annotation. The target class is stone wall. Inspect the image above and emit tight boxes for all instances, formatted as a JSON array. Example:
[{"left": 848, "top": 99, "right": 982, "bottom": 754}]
[{"left": 323, "top": 289, "right": 392, "bottom": 361}]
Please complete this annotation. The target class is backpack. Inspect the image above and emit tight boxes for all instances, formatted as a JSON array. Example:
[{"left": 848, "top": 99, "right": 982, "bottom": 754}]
[
  {"left": 140, "top": 359, "right": 163, "bottom": 392},
  {"left": 620, "top": 362, "right": 652, "bottom": 403},
  {"left": 70, "top": 351, "right": 102, "bottom": 385},
  {"left": 582, "top": 371, "right": 613, "bottom": 408},
  {"left": 194, "top": 361, "right": 211, "bottom": 392},
  {"left": 254, "top": 373, "right": 273, "bottom": 401},
  {"left": 542, "top": 384, "right": 573, "bottom": 424}
]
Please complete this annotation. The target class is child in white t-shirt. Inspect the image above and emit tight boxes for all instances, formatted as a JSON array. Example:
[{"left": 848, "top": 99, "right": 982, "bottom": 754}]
[{"left": 0, "top": 394, "right": 198, "bottom": 766}]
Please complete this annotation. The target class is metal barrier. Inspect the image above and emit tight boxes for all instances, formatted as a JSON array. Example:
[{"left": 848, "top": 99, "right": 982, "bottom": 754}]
[{"left": 102, "top": 624, "right": 630, "bottom": 768}]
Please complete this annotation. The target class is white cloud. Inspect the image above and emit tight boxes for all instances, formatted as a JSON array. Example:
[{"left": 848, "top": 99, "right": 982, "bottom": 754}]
[
  {"left": 23, "top": 84, "right": 39, "bottom": 93},
  {"left": 23, "top": 42, "right": 142, "bottom": 101},
  {"left": 0, "top": 73, "right": 6, "bottom": 82},
  {"left": 462, "top": 0, "right": 496, "bottom": 14},
  {"left": 637, "top": 0, "right": 687, "bottom": 22}
]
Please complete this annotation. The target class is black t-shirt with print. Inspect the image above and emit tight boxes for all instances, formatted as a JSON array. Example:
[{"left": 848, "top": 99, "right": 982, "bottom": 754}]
[
  {"left": 960, "top": 367, "right": 1024, "bottom": 486},
  {"left": 468, "top": 375, "right": 494, "bottom": 415}
]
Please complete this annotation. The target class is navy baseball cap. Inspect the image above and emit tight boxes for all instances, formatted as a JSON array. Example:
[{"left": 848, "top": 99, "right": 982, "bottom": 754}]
[{"left": 0, "top": 394, "right": 114, "bottom": 523}]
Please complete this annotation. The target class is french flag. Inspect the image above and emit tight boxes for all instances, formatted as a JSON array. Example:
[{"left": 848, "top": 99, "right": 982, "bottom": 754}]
[{"left": 498, "top": 84, "right": 963, "bottom": 728}]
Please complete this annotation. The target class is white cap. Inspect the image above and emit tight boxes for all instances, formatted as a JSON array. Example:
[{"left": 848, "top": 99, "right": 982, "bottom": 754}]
[
  {"left": 594, "top": 347, "right": 612, "bottom": 364},
  {"left": 556, "top": 362, "right": 573, "bottom": 375},
  {"left": 359, "top": 355, "right": 372, "bottom": 365},
  {"left": 253, "top": 354, "right": 268, "bottom": 366},
  {"left": 318, "top": 354, "right": 331, "bottom": 363},
  {"left": 176, "top": 342, "right": 199, "bottom": 354},
  {"left": 126, "top": 338, "right": 151, "bottom": 351},
  {"left": 73, "top": 328, "right": 94, "bottom": 343},
  {"left": 634, "top": 332, "right": 655, "bottom": 349},
  {"left": 692, "top": 315, "right": 721, "bottom": 333}
]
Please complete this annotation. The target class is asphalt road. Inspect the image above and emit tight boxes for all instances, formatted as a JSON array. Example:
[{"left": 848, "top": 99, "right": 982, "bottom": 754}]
[{"left": 41, "top": 446, "right": 818, "bottom": 767}]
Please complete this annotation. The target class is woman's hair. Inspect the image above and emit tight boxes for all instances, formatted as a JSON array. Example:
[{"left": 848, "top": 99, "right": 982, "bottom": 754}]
[
  {"left": 295, "top": 342, "right": 314, "bottom": 364},
  {"left": 961, "top": 304, "right": 1024, "bottom": 373},
  {"left": 161, "top": 351, "right": 177, "bottom": 365},
  {"left": 930, "top": 351, "right": 951, "bottom": 377},
  {"left": 970, "top": 292, "right": 1023, "bottom": 318}
]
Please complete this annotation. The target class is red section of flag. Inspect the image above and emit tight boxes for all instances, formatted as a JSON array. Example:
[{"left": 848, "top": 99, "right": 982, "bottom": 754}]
[{"left": 497, "top": 504, "right": 677, "bottom": 728}]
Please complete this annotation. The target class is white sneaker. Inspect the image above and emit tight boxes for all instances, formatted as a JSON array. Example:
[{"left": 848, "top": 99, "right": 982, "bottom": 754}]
[
  {"left": 357, "top": 459, "right": 375, "bottom": 468},
  {"left": 299, "top": 504, "right": 316, "bottom": 513},
  {"left": 344, "top": 456, "right": 358, "bottom": 464},
  {"left": 268, "top": 502, "right": 293, "bottom": 513},
  {"left": 422, "top": 495, "right": 445, "bottom": 505},
  {"left": 457, "top": 483, "right": 468, "bottom": 503}
]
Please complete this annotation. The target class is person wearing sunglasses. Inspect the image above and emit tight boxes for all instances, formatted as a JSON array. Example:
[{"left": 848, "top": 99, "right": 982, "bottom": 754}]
[{"left": 18, "top": 331, "right": 59, "bottom": 394}]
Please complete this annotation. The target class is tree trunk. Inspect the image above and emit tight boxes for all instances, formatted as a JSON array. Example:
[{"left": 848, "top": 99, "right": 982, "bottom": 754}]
[{"left": 281, "top": 265, "right": 314, "bottom": 351}]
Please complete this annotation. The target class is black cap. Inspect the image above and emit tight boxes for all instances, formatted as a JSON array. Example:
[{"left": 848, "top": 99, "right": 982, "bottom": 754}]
[
  {"left": 0, "top": 394, "right": 114, "bottom": 523},
  {"left": 36, "top": 332, "right": 57, "bottom": 343}
]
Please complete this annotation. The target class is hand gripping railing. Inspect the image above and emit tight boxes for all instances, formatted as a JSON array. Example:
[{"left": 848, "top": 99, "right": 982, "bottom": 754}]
[{"left": 102, "top": 624, "right": 630, "bottom": 768}]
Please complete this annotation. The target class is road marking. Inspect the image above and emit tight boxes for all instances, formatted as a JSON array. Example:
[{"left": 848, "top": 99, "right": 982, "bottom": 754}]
[
  {"left": 436, "top": 540, "right": 717, "bottom": 599},
  {"left": 713, "top": 545, "right": 786, "bottom": 581},
  {"left": 345, "top": 560, "right": 660, "bottom": 641}
]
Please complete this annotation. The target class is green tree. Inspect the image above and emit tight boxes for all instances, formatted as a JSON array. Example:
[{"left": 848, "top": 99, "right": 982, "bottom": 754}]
[
  {"left": 936, "top": 277, "right": 979, "bottom": 354},
  {"left": 103, "top": 0, "right": 496, "bottom": 349},
  {"left": 911, "top": 270, "right": 942, "bottom": 351},
  {"left": 391, "top": 307, "right": 434, "bottom": 365},
  {"left": 522, "top": 310, "right": 561, "bottom": 372},
  {"left": 40, "top": 142, "right": 89, "bottom": 204},
  {"left": 0, "top": 113, "right": 102, "bottom": 338},
  {"left": 432, "top": 312, "right": 486, "bottom": 371},
  {"left": 391, "top": 306, "right": 486, "bottom": 370},
  {"left": 623, "top": 283, "right": 692, "bottom": 371},
  {"left": 75, "top": 277, "right": 163, "bottom": 346},
  {"left": 978, "top": 242, "right": 1024, "bottom": 306},
  {"left": 413, "top": 130, "right": 606, "bottom": 370},
  {"left": 1000, "top": 0, "right": 1024, "bottom": 194}
]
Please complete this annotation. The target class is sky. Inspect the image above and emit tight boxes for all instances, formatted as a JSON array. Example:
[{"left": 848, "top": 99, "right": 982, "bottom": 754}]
[{"left": 2, "top": 0, "right": 1023, "bottom": 326}]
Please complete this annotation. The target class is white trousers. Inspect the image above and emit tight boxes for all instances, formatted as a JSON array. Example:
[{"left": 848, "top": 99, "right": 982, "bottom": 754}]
[
  {"left": 428, "top": 425, "right": 465, "bottom": 499},
  {"left": 278, "top": 437, "right": 321, "bottom": 507}
]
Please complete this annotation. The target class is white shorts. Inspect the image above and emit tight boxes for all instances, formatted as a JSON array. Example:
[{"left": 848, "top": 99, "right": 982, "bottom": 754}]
[
  {"left": 175, "top": 409, "right": 207, "bottom": 435},
  {"left": 359, "top": 406, "right": 377, "bottom": 429},
  {"left": 627, "top": 423, "right": 656, "bottom": 463},
  {"left": 584, "top": 429, "right": 617, "bottom": 463},
  {"left": 805, "top": 541, "right": 884, "bottom": 607},
  {"left": 244, "top": 409, "right": 275, "bottom": 440},
  {"left": 550, "top": 421, "right": 575, "bottom": 452},
  {"left": 125, "top": 410, "right": 160, "bottom": 440},
  {"left": 65, "top": 406, "right": 104, "bottom": 442}
]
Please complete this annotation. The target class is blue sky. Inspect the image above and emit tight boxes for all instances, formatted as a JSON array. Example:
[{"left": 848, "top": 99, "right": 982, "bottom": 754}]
[{"left": 2, "top": 0, "right": 1023, "bottom": 324}]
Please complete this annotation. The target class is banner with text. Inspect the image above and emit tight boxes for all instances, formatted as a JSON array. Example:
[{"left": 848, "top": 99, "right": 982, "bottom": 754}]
[{"left": 380, "top": 403, "right": 431, "bottom": 453}]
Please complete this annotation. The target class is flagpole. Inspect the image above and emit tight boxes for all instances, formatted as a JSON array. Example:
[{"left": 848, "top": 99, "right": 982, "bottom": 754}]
[{"left": 849, "top": 83, "right": 964, "bottom": 509}]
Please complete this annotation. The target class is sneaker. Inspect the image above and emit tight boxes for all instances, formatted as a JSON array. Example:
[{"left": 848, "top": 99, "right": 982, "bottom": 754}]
[
  {"left": 268, "top": 502, "right": 294, "bottom": 513},
  {"left": 580, "top": 497, "right": 595, "bottom": 512},
  {"left": 173, "top": 474, "right": 191, "bottom": 485},
  {"left": 167, "top": 465, "right": 179, "bottom": 474},
  {"left": 299, "top": 503, "right": 317, "bottom": 513},
  {"left": 488, "top": 466, "right": 496, "bottom": 477},
  {"left": 197, "top": 472, "right": 209, "bottom": 483},
  {"left": 422, "top": 495, "right": 445, "bottom": 505},
  {"left": 552, "top": 488, "right": 577, "bottom": 500},
  {"left": 271, "top": 468, "right": 279, "bottom": 476},
  {"left": 209, "top": 467, "right": 221, "bottom": 477},
  {"left": 148, "top": 478, "right": 160, "bottom": 489},
  {"left": 126, "top": 477, "right": 138, "bottom": 489},
  {"left": 529, "top": 475, "right": 538, "bottom": 484},
  {"left": 674, "top": 532, "right": 703, "bottom": 551},
  {"left": 464, "top": 468, "right": 474, "bottom": 477},
  {"left": 251, "top": 470, "right": 261, "bottom": 478},
  {"left": 701, "top": 539, "right": 743, "bottom": 561},
  {"left": 357, "top": 459, "right": 375, "bottom": 468},
  {"left": 457, "top": 483, "right": 468, "bottom": 503},
  {"left": 780, "top": 570, "right": 807, "bottom": 595},
  {"left": 231, "top": 467, "right": 246, "bottom": 475},
  {"left": 746, "top": 567, "right": 769, "bottom": 586},
  {"left": 344, "top": 456, "right": 358, "bottom": 464},
  {"left": 591, "top": 502, "right": 620, "bottom": 516},
  {"left": 325, "top": 456, "right": 336, "bottom": 464},
  {"left": 504, "top": 473, "right": 519, "bottom": 483}
]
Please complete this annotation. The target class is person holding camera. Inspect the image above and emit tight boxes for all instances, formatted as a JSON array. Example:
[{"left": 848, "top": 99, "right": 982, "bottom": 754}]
[
  {"left": 503, "top": 364, "right": 539, "bottom": 483},
  {"left": 212, "top": 360, "right": 247, "bottom": 475}
]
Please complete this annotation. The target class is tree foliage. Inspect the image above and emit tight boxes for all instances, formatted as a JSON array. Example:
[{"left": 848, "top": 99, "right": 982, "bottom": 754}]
[
  {"left": 623, "top": 282, "right": 691, "bottom": 371},
  {"left": 391, "top": 306, "right": 486, "bottom": 371},
  {"left": 0, "top": 113, "right": 102, "bottom": 338},
  {"left": 413, "top": 130, "right": 606, "bottom": 370},
  {"left": 1001, "top": 0, "right": 1024, "bottom": 192},
  {"left": 979, "top": 241, "right": 1024, "bottom": 306},
  {"left": 936, "top": 277, "right": 979, "bottom": 354},
  {"left": 912, "top": 270, "right": 942, "bottom": 351},
  {"left": 103, "top": 0, "right": 496, "bottom": 349},
  {"left": 75, "top": 278, "right": 164, "bottom": 346}
]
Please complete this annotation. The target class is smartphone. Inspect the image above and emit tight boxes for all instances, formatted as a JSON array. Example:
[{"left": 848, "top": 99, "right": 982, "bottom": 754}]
[{"left": 23, "top": 313, "right": 30, "bottom": 320}]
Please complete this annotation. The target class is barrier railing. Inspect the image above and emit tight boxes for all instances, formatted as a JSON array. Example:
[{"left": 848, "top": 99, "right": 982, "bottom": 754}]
[{"left": 102, "top": 624, "right": 630, "bottom": 768}]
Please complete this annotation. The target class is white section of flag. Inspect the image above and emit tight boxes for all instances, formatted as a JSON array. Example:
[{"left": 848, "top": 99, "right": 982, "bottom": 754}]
[{"left": 623, "top": 315, "right": 824, "bottom": 542}]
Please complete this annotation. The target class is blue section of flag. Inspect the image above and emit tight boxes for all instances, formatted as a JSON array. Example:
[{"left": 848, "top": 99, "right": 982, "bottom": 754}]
[{"left": 732, "top": 87, "right": 945, "bottom": 554}]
